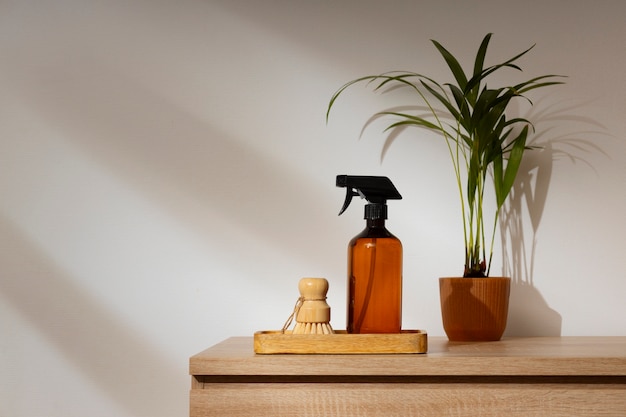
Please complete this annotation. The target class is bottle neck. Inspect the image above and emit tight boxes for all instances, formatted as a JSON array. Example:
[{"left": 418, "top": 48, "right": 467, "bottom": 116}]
[{"left": 366, "top": 218, "right": 386, "bottom": 229}]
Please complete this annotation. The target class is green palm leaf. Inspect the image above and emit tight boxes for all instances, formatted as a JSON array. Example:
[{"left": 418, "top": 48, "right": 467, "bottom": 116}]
[{"left": 326, "top": 33, "right": 564, "bottom": 277}]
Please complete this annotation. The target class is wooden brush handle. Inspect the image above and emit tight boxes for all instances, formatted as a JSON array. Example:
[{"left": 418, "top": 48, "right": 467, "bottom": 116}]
[{"left": 296, "top": 278, "right": 331, "bottom": 324}]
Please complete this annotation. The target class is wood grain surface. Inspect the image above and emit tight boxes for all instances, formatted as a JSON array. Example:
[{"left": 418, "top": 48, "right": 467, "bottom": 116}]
[{"left": 190, "top": 337, "right": 626, "bottom": 416}]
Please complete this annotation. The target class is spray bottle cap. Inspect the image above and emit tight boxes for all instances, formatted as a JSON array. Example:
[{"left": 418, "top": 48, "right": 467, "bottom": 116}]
[{"left": 336, "top": 175, "right": 402, "bottom": 219}]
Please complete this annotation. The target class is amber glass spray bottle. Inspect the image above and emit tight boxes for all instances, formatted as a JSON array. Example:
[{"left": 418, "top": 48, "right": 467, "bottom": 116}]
[{"left": 336, "top": 175, "right": 403, "bottom": 334}]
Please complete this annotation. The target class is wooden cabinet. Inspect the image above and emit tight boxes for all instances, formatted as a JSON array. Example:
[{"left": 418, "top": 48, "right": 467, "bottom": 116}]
[{"left": 190, "top": 336, "right": 626, "bottom": 416}]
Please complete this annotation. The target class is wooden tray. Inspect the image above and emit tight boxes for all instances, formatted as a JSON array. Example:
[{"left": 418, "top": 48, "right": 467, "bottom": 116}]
[{"left": 254, "top": 330, "right": 427, "bottom": 354}]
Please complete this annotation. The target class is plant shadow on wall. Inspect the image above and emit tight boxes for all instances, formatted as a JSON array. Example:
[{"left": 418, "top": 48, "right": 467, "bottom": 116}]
[
  {"left": 374, "top": 104, "right": 569, "bottom": 337},
  {"left": 500, "top": 98, "right": 609, "bottom": 336},
  {"left": 364, "top": 99, "right": 608, "bottom": 337}
]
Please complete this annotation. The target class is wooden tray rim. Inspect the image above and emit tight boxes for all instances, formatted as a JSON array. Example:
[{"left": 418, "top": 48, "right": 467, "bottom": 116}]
[{"left": 254, "top": 329, "right": 428, "bottom": 354}]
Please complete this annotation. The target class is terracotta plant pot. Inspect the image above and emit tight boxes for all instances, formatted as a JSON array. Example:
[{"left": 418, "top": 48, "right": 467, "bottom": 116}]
[{"left": 439, "top": 277, "right": 511, "bottom": 341}]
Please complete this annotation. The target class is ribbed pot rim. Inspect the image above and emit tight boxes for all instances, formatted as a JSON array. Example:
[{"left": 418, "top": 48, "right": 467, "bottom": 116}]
[{"left": 439, "top": 277, "right": 511, "bottom": 280}]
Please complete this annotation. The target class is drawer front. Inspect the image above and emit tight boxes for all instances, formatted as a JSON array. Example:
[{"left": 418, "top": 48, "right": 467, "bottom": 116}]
[{"left": 191, "top": 382, "right": 626, "bottom": 417}]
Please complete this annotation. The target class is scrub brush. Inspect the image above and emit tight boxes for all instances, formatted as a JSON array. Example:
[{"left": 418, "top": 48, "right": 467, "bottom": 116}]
[{"left": 282, "top": 278, "right": 335, "bottom": 334}]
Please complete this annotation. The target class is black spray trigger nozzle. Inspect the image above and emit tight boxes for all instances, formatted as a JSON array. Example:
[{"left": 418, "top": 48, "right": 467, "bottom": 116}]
[
  {"left": 338, "top": 188, "right": 363, "bottom": 216},
  {"left": 336, "top": 175, "right": 402, "bottom": 217}
]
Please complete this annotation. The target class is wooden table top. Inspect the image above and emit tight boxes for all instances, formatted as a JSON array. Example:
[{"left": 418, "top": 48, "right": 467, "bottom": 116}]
[{"left": 190, "top": 336, "right": 626, "bottom": 377}]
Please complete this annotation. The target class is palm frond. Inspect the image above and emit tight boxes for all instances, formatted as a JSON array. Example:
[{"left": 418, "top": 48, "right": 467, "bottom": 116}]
[{"left": 326, "top": 33, "right": 564, "bottom": 277}]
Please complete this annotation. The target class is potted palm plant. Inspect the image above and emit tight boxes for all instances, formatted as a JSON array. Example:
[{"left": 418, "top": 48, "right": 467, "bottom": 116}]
[{"left": 327, "top": 33, "right": 564, "bottom": 340}]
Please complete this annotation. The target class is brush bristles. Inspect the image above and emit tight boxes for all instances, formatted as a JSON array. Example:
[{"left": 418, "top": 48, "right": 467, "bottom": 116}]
[{"left": 292, "top": 322, "right": 335, "bottom": 334}]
